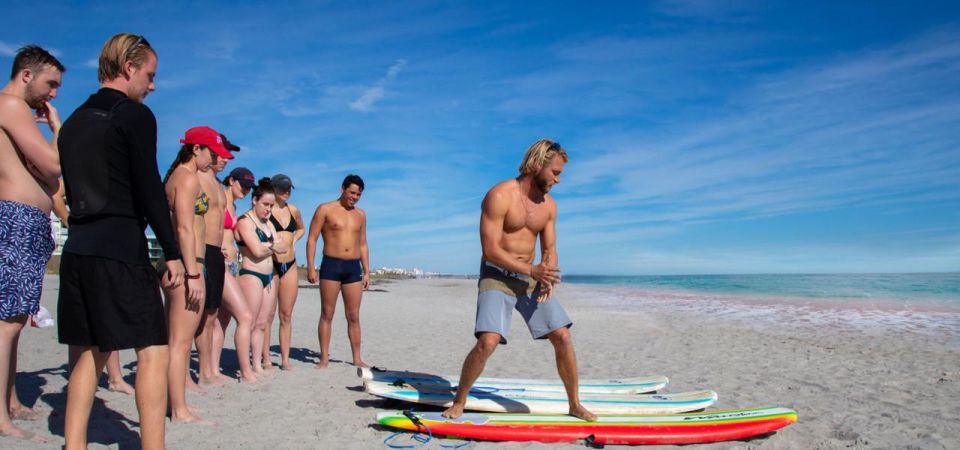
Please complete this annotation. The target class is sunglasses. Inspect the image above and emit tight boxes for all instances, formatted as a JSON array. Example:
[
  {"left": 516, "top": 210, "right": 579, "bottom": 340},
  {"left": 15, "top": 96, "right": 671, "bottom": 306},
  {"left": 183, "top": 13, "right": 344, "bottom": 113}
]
[{"left": 123, "top": 35, "right": 151, "bottom": 63}]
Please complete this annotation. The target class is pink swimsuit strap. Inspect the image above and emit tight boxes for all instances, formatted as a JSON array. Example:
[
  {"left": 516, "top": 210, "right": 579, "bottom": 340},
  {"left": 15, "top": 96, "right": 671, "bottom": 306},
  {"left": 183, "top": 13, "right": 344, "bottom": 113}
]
[{"left": 224, "top": 207, "right": 237, "bottom": 230}]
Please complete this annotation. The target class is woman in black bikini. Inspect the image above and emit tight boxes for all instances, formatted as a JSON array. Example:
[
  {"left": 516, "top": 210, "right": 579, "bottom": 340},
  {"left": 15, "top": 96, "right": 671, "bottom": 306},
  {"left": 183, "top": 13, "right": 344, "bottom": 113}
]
[
  {"left": 263, "top": 174, "right": 304, "bottom": 370},
  {"left": 236, "top": 178, "right": 288, "bottom": 376}
]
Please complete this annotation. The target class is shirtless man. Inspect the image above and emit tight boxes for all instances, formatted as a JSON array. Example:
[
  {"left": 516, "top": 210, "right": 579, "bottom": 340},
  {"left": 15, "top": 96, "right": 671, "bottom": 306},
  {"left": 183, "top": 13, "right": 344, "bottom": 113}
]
[
  {"left": 442, "top": 139, "right": 597, "bottom": 422},
  {"left": 0, "top": 44, "right": 63, "bottom": 444},
  {"left": 306, "top": 175, "right": 370, "bottom": 369}
]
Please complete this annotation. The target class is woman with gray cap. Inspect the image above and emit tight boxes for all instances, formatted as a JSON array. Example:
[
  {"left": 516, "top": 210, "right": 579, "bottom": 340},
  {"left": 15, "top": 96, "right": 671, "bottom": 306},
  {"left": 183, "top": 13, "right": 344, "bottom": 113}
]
[
  {"left": 209, "top": 166, "right": 259, "bottom": 383},
  {"left": 263, "top": 173, "right": 304, "bottom": 370}
]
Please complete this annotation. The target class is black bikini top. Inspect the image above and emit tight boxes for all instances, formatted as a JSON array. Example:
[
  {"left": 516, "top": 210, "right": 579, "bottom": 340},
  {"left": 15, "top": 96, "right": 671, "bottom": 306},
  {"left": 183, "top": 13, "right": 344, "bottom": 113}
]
[{"left": 269, "top": 205, "right": 298, "bottom": 233}]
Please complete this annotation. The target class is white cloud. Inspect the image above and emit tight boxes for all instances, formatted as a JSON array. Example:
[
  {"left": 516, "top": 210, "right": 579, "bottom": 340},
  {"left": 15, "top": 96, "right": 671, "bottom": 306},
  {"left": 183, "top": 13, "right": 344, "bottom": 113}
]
[
  {"left": 350, "top": 59, "right": 407, "bottom": 112},
  {"left": 0, "top": 41, "right": 18, "bottom": 57}
]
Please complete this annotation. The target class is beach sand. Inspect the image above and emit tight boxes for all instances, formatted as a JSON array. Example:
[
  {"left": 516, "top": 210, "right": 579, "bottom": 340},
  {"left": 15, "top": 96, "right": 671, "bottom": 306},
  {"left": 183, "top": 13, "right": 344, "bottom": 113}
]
[{"left": 8, "top": 275, "right": 960, "bottom": 449}]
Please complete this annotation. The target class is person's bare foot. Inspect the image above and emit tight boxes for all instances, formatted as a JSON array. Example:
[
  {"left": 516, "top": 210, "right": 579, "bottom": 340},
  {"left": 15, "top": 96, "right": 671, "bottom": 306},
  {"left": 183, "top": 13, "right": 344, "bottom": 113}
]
[
  {"left": 352, "top": 359, "right": 370, "bottom": 368},
  {"left": 8, "top": 405, "right": 48, "bottom": 421},
  {"left": 280, "top": 360, "right": 295, "bottom": 371},
  {"left": 569, "top": 403, "right": 598, "bottom": 422},
  {"left": 314, "top": 358, "right": 329, "bottom": 369},
  {"left": 107, "top": 379, "right": 136, "bottom": 395},
  {"left": 0, "top": 423, "right": 49, "bottom": 443},
  {"left": 215, "top": 373, "right": 232, "bottom": 383},
  {"left": 186, "top": 379, "right": 207, "bottom": 394},
  {"left": 199, "top": 375, "right": 226, "bottom": 387},
  {"left": 441, "top": 403, "right": 465, "bottom": 419},
  {"left": 239, "top": 373, "right": 258, "bottom": 384},
  {"left": 170, "top": 409, "right": 215, "bottom": 426},
  {"left": 252, "top": 368, "right": 275, "bottom": 379}
]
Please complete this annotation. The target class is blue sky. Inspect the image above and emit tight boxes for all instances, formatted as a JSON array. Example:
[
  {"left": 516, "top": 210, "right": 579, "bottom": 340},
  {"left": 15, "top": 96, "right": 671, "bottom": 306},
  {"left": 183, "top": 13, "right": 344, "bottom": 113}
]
[{"left": 3, "top": 1, "right": 958, "bottom": 275}]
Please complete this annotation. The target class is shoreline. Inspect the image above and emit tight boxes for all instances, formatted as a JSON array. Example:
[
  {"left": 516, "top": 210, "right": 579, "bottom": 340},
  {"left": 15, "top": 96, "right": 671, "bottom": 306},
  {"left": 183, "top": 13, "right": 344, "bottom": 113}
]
[{"left": 9, "top": 276, "right": 959, "bottom": 449}]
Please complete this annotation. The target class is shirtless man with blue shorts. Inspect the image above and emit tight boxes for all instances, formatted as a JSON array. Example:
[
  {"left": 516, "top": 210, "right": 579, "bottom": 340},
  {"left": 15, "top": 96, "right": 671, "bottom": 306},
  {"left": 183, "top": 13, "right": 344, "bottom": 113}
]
[
  {"left": 442, "top": 139, "right": 597, "bottom": 422},
  {"left": 0, "top": 45, "right": 64, "bottom": 443}
]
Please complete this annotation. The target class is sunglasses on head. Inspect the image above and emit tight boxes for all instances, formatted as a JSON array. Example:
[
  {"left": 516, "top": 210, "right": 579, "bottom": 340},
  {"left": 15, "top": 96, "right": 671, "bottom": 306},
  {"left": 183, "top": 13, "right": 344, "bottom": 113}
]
[{"left": 123, "top": 35, "right": 151, "bottom": 63}]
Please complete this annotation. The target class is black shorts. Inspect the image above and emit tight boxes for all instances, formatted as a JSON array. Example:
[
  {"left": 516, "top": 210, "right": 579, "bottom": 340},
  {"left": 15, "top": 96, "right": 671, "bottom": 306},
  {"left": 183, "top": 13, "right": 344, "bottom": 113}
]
[
  {"left": 57, "top": 252, "right": 167, "bottom": 352},
  {"left": 204, "top": 244, "right": 224, "bottom": 310},
  {"left": 319, "top": 255, "right": 363, "bottom": 284}
]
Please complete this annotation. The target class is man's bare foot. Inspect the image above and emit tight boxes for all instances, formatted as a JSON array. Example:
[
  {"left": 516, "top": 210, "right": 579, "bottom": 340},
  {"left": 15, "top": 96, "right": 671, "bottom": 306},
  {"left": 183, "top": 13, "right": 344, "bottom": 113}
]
[
  {"left": 0, "top": 423, "right": 49, "bottom": 442},
  {"left": 280, "top": 361, "right": 295, "bottom": 371},
  {"left": 107, "top": 379, "right": 136, "bottom": 395},
  {"left": 569, "top": 403, "right": 598, "bottom": 422},
  {"left": 314, "top": 358, "right": 329, "bottom": 369},
  {"left": 441, "top": 404, "right": 465, "bottom": 419},
  {"left": 352, "top": 360, "right": 370, "bottom": 368},
  {"left": 9, "top": 405, "right": 49, "bottom": 421}
]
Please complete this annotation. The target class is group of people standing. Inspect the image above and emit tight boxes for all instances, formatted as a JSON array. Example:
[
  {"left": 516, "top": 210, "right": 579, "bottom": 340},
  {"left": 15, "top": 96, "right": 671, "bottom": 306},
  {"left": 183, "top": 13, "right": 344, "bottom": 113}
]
[
  {"left": 3, "top": 29, "right": 598, "bottom": 449},
  {"left": 0, "top": 33, "right": 373, "bottom": 448}
]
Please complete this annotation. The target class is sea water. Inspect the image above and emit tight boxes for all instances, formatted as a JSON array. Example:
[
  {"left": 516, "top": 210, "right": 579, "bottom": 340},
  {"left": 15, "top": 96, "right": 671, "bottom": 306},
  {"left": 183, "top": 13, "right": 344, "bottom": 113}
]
[
  {"left": 562, "top": 273, "right": 960, "bottom": 336},
  {"left": 564, "top": 273, "right": 960, "bottom": 304}
]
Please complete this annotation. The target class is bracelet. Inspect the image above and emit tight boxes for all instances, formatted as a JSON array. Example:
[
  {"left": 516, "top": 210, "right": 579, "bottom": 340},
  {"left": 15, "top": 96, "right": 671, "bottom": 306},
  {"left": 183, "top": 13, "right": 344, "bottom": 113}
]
[{"left": 185, "top": 273, "right": 201, "bottom": 280}]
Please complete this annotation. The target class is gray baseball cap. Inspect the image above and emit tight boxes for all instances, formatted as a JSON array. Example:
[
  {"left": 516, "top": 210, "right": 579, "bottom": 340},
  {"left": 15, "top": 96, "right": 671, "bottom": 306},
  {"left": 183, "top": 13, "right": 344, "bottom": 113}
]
[{"left": 271, "top": 173, "right": 294, "bottom": 191}]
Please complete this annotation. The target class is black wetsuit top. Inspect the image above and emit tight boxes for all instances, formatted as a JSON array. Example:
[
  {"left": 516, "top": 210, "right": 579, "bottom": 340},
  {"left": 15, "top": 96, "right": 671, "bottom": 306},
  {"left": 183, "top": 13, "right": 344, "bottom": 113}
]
[{"left": 58, "top": 88, "right": 180, "bottom": 264}]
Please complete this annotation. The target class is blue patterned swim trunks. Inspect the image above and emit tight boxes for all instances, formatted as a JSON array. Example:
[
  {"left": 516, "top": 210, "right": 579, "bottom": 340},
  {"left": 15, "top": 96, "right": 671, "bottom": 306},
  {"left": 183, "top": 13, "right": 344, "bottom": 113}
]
[{"left": 0, "top": 200, "right": 55, "bottom": 320}]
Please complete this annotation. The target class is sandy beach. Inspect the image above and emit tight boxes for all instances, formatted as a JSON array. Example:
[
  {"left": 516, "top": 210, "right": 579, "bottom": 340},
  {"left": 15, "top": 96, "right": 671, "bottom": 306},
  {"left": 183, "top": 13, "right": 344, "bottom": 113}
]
[{"left": 7, "top": 275, "right": 959, "bottom": 449}]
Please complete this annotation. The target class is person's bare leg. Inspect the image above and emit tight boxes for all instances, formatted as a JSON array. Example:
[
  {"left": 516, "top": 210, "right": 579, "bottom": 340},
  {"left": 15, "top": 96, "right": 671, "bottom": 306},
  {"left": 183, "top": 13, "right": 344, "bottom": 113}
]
[
  {"left": 441, "top": 332, "right": 500, "bottom": 419},
  {"left": 277, "top": 266, "right": 298, "bottom": 370},
  {"left": 6, "top": 326, "right": 46, "bottom": 421},
  {"left": 220, "top": 273, "right": 256, "bottom": 382},
  {"left": 547, "top": 327, "right": 597, "bottom": 421},
  {"left": 316, "top": 279, "right": 340, "bottom": 369},
  {"left": 209, "top": 308, "right": 229, "bottom": 382},
  {"left": 105, "top": 352, "right": 135, "bottom": 395},
  {"left": 63, "top": 346, "right": 110, "bottom": 448},
  {"left": 239, "top": 275, "right": 266, "bottom": 374},
  {"left": 258, "top": 282, "right": 278, "bottom": 373},
  {"left": 0, "top": 317, "right": 47, "bottom": 442},
  {"left": 340, "top": 281, "right": 366, "bottom": 368},
  {"left": 166, "top": 285, "right": 211, "bottom": 425},
  {"left": 196, "top": 309, "right": 223, "bottom": 386},
  {"left": 134, "top": 345, "right": 168, "bottom": 450}
]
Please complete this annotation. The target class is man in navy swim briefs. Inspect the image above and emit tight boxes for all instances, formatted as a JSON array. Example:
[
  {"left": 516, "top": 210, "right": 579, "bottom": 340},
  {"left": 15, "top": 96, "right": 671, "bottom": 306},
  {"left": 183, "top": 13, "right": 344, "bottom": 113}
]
[
  {"left": 306, "top": 174, "right": 370, "bottom": 369},
  {"left": 441, "top": 139, "right": 597, "bottom": 423}
]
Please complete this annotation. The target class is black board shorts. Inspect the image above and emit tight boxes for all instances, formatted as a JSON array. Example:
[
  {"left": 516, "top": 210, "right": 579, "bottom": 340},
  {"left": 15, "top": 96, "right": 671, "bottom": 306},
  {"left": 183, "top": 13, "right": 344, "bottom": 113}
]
[
  {"left": 58, "top": 252, "right": 167, "bottom": 352},
  {"left": 204, "top": 244, "right": 224, "bottom": 310}
]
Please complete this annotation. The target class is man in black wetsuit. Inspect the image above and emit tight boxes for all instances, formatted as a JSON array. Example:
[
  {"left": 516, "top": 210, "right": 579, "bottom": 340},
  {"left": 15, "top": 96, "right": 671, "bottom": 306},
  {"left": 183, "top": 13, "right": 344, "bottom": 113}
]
[{"left": 57, "top": 33, "right": 182, "bottom": 450}]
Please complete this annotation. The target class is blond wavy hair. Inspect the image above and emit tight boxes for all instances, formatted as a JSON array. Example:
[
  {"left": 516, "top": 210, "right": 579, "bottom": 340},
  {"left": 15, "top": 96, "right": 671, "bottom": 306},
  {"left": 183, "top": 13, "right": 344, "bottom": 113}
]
[
  {"left": 98, "top": 33, "right": 155, "bottom": 82},
  {"left": 518, "top": 139, "right": 569, "bottom": 175}
]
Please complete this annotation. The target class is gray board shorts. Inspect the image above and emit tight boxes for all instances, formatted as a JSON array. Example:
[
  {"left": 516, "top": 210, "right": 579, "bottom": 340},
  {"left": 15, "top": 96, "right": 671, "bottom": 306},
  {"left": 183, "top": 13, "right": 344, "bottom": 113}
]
[{"left": 474, "top": 260, "right": 572, "bottom": 344}]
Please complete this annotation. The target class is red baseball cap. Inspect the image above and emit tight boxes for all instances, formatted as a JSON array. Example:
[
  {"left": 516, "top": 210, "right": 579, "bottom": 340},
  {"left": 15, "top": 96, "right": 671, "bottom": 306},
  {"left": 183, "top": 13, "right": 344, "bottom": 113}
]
[{"left": 180, "top": 126, "right": 234, "bottom": 160}]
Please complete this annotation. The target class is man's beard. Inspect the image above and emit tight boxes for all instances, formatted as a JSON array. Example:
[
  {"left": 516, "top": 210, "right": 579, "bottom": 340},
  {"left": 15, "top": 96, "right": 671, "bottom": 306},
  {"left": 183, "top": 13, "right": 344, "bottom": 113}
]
[
  {"left": 535, "top": 175, "right": 551, "bottom": 194},
  {"left": 24, "top": 82, "right": 46, "bottom": 109}
]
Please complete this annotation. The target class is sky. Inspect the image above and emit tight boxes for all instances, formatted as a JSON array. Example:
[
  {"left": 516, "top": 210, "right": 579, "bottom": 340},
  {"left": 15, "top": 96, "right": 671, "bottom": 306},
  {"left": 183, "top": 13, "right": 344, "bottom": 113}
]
[{"left": 2, "top": 1, "right": 959, "bottom": 275}]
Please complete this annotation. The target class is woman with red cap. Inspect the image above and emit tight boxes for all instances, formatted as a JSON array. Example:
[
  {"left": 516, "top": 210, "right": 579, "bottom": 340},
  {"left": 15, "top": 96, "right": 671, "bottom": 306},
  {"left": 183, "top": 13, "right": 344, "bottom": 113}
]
[{"left": 162, "top": 126, "right": 232, "bottom": 425}]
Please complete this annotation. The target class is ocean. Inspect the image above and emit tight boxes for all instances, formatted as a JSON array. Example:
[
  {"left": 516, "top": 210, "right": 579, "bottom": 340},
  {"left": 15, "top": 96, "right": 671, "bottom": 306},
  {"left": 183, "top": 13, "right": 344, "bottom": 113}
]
[{"left": 564, "top": 273, "right": 960, "bottom": 305}]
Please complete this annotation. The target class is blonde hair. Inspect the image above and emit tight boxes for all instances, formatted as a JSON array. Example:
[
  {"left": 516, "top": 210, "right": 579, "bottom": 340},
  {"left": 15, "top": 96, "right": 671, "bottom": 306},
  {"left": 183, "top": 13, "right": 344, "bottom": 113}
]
[
  {"left": 98, "top": 33, "right": 155, "bottom": 82},
  {"left": 518, "top": 139, "right": 569, "bottom": 175}
]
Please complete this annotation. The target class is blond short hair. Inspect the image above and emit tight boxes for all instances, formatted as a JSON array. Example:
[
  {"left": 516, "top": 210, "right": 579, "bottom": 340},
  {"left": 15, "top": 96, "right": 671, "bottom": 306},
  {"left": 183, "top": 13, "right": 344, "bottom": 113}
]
[
  {"left": 518, "top": 139, "right": 569, "bottom": 175},
  {"left": 98, "top": 33, "right": 155, "bottom": 83}
]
